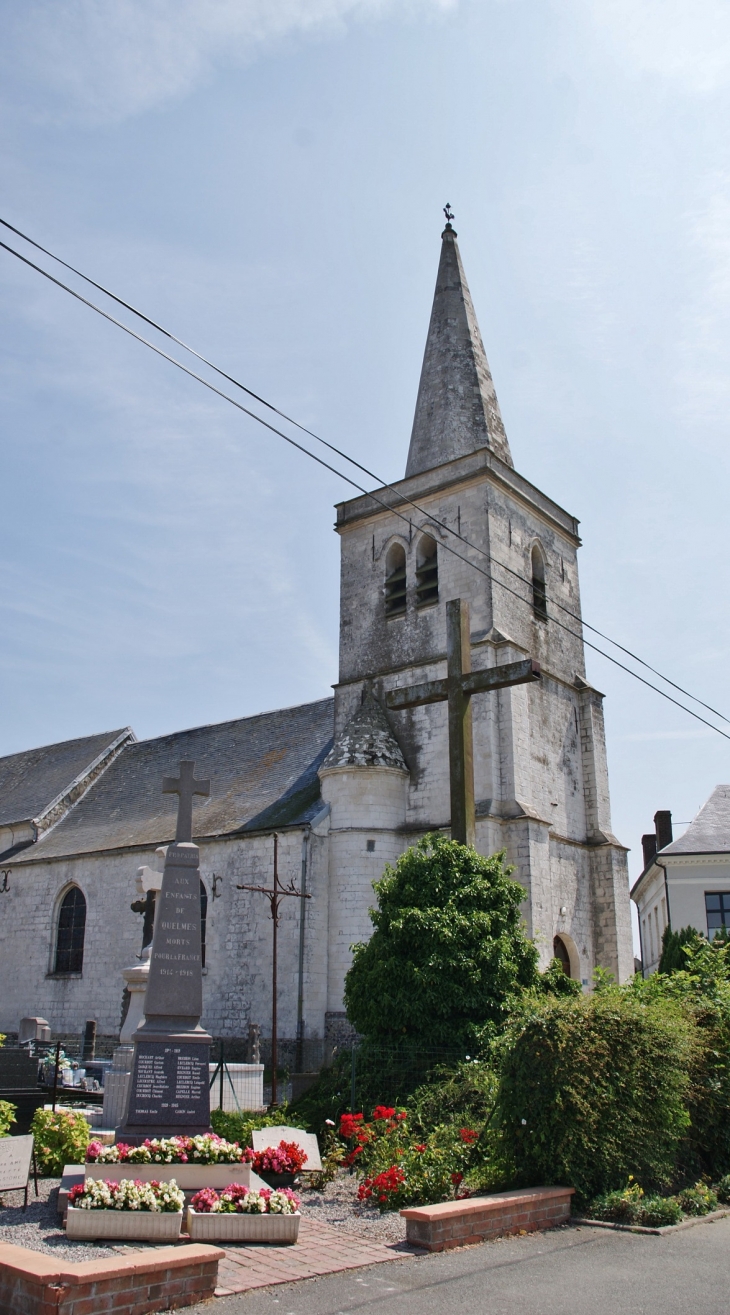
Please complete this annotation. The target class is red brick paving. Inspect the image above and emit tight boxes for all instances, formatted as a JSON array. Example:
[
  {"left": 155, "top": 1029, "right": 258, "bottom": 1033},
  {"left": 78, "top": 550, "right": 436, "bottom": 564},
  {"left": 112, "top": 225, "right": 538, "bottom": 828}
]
[{"left": 214, "top": 1218, "right": 421, "bottom": 1296}]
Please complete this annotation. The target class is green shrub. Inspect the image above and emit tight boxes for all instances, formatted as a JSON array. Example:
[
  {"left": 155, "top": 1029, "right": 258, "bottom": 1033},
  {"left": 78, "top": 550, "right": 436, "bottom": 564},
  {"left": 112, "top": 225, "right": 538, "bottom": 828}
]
[
  {"left": 640, "top": 1196, "right": 683, "bottom": 1227},
  {"left": 408, "top": 1060, "right": 499, "bottom": 1138},
  {"left": 344, "top": 836, "right": 539, "bottom": 1050},
  {"left": 339, "top": 1106, "right": 484, "bottom": 1212},
  {"left": 30, "top": 1109, "right": 90, "bottom": 1176},
  {"left": 496, "top": 992, "right": 696, "bottom": 1208},
  {"left": 210, "top": 1108, "right": 289, "bottom": 1146},
  {"left": 713, "top": 1173, "right": 730, "bottom": 1204},
  {"left": 658, "top": 926, "right": 702, "bottom": 975},
  {"left": 676, "top": 1182, "right": 717, "bottom": 1216},
  {"left": 0, "top": 1100, "right": 16, "bottom": 1138},
  {"left": 587, "top": 1179, "right": 645, "bottom": 1224}
]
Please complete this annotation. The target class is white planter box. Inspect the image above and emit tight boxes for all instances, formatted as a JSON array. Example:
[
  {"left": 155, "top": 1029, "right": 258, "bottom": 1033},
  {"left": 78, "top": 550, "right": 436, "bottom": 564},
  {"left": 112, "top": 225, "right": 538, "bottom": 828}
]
[
  {"left": 187, "top": 1208, "right": 300, "bottom": 1244},
  {"left": 66, "top": 1206, "right": 183, "bottom": 1242},
  {"left": 85, "top": 1162, "right": 263, "bottom": 1190}
]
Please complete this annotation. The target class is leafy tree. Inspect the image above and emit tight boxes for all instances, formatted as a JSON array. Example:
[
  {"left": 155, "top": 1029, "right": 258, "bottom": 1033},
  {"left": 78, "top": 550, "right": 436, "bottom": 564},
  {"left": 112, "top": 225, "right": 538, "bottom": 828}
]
[
  {"left": 496, "top": 991, "right": 697, "bottom": 1207},
  {"left": 659, "top": 925, "right": 702, "bottom": 975},
  {"left": 344, "top": 835, "right": 540, "bottom": 1050}
]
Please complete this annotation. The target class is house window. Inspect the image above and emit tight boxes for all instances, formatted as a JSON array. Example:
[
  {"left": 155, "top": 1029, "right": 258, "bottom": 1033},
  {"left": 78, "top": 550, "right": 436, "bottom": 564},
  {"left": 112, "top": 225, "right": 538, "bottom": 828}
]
[
  {"left": 200, "top": 879, "right": 208, "bottom": 969},
  {"left": 54, "top": 886, "right": 87, "bottom": 974},
  {"left": 531, "top": 545, "right": 547, "bottom": 621},
  {"left": 416, "top": 535, "right": 438, "bottom": 608},
  {"left": 705, "top": 892, "right": 730, "bottom": 940},
  {"left": 384, "top": 543, "right": 407, "bottom": 618}
]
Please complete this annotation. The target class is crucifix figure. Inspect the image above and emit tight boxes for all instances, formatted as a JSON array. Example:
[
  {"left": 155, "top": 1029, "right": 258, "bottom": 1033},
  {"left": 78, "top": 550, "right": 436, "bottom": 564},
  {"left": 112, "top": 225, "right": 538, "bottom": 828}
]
[
  {"left": 163, "top": 760, "right": 210, "bottom": 843},
  {"left": 386, "top": 598, "right": 540, "bottom": 847},
  {"left": 237, "top": 834, "right": 310, "bottom": 1108}
]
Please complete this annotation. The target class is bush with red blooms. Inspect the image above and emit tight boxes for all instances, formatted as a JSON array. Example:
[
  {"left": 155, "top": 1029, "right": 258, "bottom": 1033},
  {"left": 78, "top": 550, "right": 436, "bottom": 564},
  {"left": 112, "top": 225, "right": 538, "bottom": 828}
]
[
  {"left": 242, "top": 1140, "right": 308, "bottom": 1175},
  {"left": 338, "top": 1105, "right": 480, "bottom": 1211}
]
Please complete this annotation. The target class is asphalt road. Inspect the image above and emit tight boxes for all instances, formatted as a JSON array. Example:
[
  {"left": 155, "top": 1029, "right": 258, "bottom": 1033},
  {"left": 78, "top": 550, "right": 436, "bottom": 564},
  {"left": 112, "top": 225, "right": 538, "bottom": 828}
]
[{"left": 212, "top": 1217, "right": 730, "bottom": 1315}]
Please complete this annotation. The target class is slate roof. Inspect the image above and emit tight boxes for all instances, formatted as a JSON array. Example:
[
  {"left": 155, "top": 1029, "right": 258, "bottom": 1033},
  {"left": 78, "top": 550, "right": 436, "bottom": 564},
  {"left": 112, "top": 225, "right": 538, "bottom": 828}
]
[
  {"left": 9, "top": 699, "right": 334, "bottom": 863},
  {"left": 0, "top": 729, "right": 131, "bottom": 828},
  {"left": 321, "top": 690, "right": 407, "bottom": 772},
  {"left": 406, "top": 224, "right": 513, "bottom": 479},
  {"left": 661, "top": 785, "right": 730, "bottom": 856}
]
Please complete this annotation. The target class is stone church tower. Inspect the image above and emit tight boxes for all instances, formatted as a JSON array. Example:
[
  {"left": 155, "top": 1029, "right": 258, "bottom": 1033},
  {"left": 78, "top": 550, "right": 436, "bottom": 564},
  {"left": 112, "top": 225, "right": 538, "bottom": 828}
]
[{"left": 320, "top": 219, "right": 634, "bottom": 995}]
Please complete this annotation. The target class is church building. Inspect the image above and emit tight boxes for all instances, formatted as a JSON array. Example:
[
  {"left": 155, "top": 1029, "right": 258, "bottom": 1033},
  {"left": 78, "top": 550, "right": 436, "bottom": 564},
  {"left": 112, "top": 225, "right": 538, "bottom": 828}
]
[{"left": 0, "top": 221, "right": 634, "bottom": 1058}]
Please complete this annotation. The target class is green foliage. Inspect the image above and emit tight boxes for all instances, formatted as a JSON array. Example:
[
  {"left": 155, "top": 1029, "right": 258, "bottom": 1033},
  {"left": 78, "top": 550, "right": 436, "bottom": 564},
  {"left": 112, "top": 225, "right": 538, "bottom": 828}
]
[
  {"left": 408, "top": 1060, "right": 499, "bottom": 1138},
  {"left": 713, "top": 1173, "right": 730, "bottom": 1203},
  {"left": 586, "top": 1178, "right": 683, "bottom": 1228},
  {"left": 305, "top": 1126, "right": 343, "bottom": 1190},
  {"left": 633, "top": 938, "right": 730, "bottom": 1177},
  {"left": 288, "top": 1050, "right": 351, "bottom": 1133},
  {"left": 676, "top": 1181, "right": 718, "bottom": 1215},
  {"left": 339, "top": 1107, "right": 485, "bottom": 1212},
  {"left": 30, "top": 1109, "right": 90, "bottom": 1176},
  {"left": 344, "top": 835, "right": 539, "bottom": 1049},
  {"left": 659, "top": 925, "right": 703, "bottom": 975},
  {"left": 210, "top": 1108, "right": 289, "bottom": 1146},
  {"left": 640, "top": 1196, "right": 684, "bottom": 1227},
  {"left": 0, "top": 1101, "right": 16, "bottom": 1138},
  {"left": 495, "top": 991, "right": 696, "bottom": 1208},
  {"left": 536, "top": 960, "right": 582, "bottom": 998}
]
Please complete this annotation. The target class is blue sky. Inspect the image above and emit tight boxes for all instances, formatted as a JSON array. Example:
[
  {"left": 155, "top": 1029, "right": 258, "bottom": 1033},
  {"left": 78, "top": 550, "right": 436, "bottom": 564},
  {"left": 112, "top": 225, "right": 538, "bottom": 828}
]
[{"left": 2, "top": 0, "right": 730, "bottom": 912}]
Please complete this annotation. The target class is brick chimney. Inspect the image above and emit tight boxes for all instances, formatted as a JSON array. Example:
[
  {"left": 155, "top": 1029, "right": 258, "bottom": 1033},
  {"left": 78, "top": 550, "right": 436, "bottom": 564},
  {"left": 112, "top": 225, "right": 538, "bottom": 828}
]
[
  {"left": 642, "top": 833, "right": 658, "bottom": 868},
  {"left": 654, "top": 810, "right": 673, "bottom": 853}
]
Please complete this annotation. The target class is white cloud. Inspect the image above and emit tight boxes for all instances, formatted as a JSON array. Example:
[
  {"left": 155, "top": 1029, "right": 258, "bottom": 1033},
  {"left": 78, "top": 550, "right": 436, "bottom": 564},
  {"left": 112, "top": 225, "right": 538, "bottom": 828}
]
[
  {"left": 574, "top": 0, "right": 730, "bottom": 93},
  {"left": 4, "top": 0, "right": 456, "bottom": 124}
]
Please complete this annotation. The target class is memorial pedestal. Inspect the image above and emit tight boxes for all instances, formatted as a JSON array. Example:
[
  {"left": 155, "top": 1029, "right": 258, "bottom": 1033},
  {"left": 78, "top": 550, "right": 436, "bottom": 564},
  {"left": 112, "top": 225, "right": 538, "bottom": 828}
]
[{"left": 116, "top": 812, "right": 213, "bottom": 1144}]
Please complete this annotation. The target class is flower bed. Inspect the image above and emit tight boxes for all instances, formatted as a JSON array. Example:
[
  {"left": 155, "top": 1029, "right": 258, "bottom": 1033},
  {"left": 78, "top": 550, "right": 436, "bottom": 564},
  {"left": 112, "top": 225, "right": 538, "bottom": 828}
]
[
  {"left": 241, "top": 1140, "right": 308, "bottom": 1188},
  {"left": 187, "top": 1184, "right": 300, "bottom": 1242},
  {"left": 338, "top": 1106, "right": 480, "bottom": 1212},
  {"left": 84, "top": 1134, "right": 263, "bottom": 1189},
  {"left": 66, "top": 1177, "right": 184, "bottom": 1241},
  {"left": 584, "top": 1176, "right": 730, "bottom": 1228}
]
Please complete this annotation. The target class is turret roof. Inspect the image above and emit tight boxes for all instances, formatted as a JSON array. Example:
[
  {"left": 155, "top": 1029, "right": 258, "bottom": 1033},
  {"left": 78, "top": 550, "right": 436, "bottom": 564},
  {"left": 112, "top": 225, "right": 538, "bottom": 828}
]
[{"left": 321, "top": 689, "right": 407, "bottom": 772}]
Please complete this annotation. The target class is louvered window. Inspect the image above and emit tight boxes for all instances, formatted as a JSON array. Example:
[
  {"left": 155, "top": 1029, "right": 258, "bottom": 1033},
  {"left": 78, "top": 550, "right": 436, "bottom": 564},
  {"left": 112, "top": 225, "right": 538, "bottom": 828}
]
[
  {"left": 384, "top": 543, "right": 407, "bottom": 617},
  {"left": 416, "top": 535, "right": 438, "bottom": 608},
  {"left": 532, "top": 545, "right": 547, "bottom": 621}
]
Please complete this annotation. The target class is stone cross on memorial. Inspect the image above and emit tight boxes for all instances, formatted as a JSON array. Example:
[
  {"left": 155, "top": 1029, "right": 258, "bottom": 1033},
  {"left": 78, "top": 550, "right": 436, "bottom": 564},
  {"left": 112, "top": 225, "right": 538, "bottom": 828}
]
[
  {"left": 385, "top": 599, "right": 540, "bottom": 848},
  {"left": 117, "top": 760, "right": 213, "bottom": 1142}
]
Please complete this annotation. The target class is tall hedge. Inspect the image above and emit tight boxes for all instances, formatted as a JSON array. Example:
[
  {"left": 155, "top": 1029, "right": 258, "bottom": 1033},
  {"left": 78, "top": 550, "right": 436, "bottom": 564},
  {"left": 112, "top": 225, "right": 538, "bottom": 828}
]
[
  {"left": 344, "top": 834, "right": 539, "bottom": 1050},
  {"left": 496, "top": 992, "right": 697, "bottom": 1206}
]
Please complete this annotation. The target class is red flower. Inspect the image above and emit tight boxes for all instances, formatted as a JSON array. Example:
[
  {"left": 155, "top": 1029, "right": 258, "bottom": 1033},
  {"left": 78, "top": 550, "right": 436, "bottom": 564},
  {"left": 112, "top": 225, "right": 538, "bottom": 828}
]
[
  {"left": 415, "top": 1144, "right": 426, "bottom": 1152},
  {"left": 371, "top": 1106, "right": 396, "bottom": 1121},
  {"left": 459, "top": 1128, "right": 479, "bottom": 1144},
  {"left": 339, "top": 1113, "right": 364, "bottom": 1139},
  {"left": 451, "top": 1172, "right": 464, "bottom": 1186}
]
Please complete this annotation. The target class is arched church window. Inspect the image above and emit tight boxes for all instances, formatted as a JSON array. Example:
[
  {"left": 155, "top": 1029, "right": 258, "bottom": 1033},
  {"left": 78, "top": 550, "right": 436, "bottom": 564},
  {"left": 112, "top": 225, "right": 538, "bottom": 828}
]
[
  {"left": 200, "top": 879, "right": 208, "bottom": 969},
  {"left": 55, "top": 886, "right": 87, "bottom": 974},
  {"left": 384, "top": 542, "right": 407, "bottom": 617},
  {"left": 531, "top": 545, "right": 548, "bottom": 621},
  {"left": 553, "top": 935, "right": 571, "bottom": 976},
  {"left": 416, "top": 534, "right": 438, "bottom": 608}
]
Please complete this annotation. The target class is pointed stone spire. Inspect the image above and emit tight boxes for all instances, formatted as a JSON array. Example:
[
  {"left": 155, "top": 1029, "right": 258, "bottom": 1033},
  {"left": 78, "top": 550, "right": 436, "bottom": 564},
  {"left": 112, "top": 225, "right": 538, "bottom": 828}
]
[{"left": 405, "top": 219, "right": 513, "bottom": 477}]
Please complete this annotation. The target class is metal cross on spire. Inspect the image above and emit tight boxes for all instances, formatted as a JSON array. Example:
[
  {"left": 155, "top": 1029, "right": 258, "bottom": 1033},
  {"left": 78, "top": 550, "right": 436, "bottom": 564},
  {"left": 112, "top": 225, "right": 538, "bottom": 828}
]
[
  {"left": 162, "top": 760, "right": 210, "bottom": 843},
  {"left": 386, "top": 599, "right": 540, "bottom": 847}
]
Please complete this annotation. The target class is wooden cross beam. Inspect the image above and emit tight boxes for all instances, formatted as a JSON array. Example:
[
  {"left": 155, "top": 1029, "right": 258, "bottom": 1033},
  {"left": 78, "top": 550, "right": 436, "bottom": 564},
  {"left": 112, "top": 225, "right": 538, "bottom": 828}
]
[
  {"left": 385, "top": 598, "right": 540, "bottom": 847},
  {"left": 162, "top": 760, "right": 211, "bottom": 844}
]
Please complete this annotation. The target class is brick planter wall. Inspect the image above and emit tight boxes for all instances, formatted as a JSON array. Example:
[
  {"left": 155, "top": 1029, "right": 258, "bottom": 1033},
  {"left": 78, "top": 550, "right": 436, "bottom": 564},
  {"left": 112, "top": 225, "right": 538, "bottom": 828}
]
[
  {"left": 0, "top": 1241, "right": 224, "bottom": 1315},
  {"left": 400, "top": 1186, "right": 574, "bottom": 1251}
]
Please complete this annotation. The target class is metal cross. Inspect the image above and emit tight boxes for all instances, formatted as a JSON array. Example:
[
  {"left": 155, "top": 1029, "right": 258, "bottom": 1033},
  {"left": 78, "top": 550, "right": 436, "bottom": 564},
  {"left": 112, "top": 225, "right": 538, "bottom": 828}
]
[
  {"left": 237, "top": 833, "right": 311, "bottom": 1108},
  {"left": 162, "top": 760, "right": 211, "bottom": 843},
  {"left": 386, "top": 598, "right": 540, "bottom": 847}
]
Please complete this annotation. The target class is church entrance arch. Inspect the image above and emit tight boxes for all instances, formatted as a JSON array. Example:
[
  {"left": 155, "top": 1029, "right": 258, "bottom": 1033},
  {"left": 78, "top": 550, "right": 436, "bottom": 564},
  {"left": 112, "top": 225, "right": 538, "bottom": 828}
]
[{"left": 553, "top": 932, "right": 580, "bottom": 980}]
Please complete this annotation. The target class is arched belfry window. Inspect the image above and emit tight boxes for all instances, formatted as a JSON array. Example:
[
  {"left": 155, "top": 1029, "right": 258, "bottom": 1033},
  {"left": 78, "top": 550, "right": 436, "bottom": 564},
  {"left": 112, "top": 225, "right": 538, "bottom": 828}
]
[
  {"left": 416, "top": 534, "right": 438, "bottom": 609},
  {"left": 384, "top": 542, "right": 407, "bottom": 618},
  {"left": 200, "top": 879, "right": 208, "bottom": 969},
  {"left": 55, "top": 886, "right": 87, "bottom": 974},
  {"left": 531, "top": 545, "right": 547, "bottom": 621}
]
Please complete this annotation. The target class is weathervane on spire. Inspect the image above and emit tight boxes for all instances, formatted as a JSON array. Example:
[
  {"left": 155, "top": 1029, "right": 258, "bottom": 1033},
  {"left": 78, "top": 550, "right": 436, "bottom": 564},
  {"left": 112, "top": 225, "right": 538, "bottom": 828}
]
[{"left": 443, "top": 203, "right": 455, "bottom": 227}]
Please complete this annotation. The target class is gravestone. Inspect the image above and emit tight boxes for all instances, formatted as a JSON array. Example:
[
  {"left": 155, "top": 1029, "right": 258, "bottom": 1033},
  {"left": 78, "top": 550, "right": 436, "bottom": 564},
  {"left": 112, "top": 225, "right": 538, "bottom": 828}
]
[
  {"left": 0, "top": 1135, "right": 36, "bottom": 1210},
  {"left": 252, "top": 1126, "right": 322, "bottom": 1172},
  {"left": 116, "top": 761, "right": 213, "bottom": 1142}
]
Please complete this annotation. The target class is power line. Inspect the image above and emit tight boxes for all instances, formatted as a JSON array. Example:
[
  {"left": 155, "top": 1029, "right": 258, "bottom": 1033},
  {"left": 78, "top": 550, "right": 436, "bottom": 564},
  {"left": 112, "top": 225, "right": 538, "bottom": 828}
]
[
  {"left": 1, "top": 225, "right": 729, "bottom": 745},
  {"left": 2, "top": 213, "right": 726, "bottom": 728}
]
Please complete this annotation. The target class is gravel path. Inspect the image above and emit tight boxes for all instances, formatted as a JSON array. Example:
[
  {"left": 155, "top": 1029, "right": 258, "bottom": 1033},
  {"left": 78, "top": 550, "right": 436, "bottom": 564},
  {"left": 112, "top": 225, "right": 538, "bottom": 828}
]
[
  {"left": 0, "top": 1178, "right": 120, "bottom": 1261},
  {"left": 299, "top": 1169, "right": 407, "bottom": 1244}
]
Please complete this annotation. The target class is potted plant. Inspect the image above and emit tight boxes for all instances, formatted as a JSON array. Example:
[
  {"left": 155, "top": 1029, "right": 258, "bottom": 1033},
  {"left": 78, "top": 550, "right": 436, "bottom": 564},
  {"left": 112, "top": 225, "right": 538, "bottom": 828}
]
[
  {"left": 187, "top": 1184, "right": 300, "bottom": 1243},
  {"left": 85, "top": 1134, "right": 265, "bottom": 1190},
  {"left": 66, "top": 1177, "right": 184, "bottom": 1241},
  {"left": 243, "top": 1140, "right": 308, "bottom": 1188}
]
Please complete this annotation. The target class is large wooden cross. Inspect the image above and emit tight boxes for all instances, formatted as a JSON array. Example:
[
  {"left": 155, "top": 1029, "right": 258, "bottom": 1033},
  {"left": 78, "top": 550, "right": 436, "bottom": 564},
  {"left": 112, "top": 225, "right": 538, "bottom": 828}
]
[
  {"left": 385, "top": 598, "right": 540, "bottom": 847},
  {"left": 162, "top": 760, "right": 210, "bottom": 844}
]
